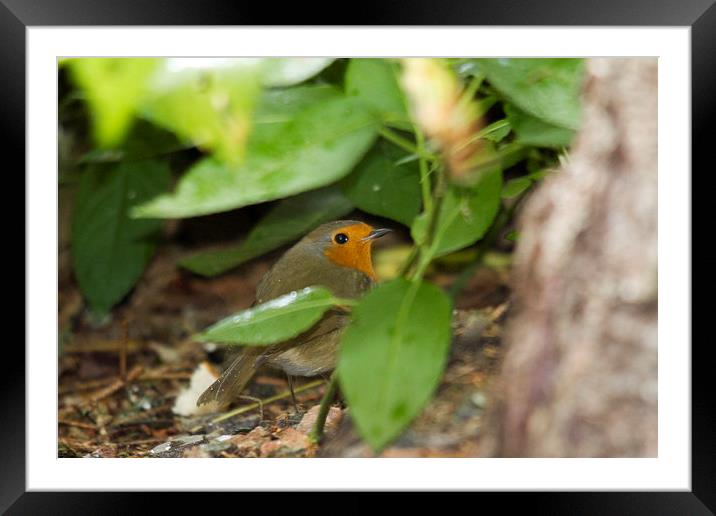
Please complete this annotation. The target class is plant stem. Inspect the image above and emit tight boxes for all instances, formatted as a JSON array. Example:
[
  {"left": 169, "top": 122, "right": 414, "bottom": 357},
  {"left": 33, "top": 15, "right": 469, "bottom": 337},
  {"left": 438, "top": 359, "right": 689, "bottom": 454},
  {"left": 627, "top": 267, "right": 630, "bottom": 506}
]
[
  {"left": 309, "top": 372, "right": 339, "bottom": 444},
  {"left": 415, "top": 129, "right": 433, "bottom": 215},
  {"left": 458, "top": 73, "right": 484, "bottom": 108},
  {"left": 397, "top": 246, "right": 419, "bottom": 277},
  {"left": 412, "top": 164, "right": 447, "bottom": 282},
  {"left": 331, "top": 296, "right": 358, "bottom": 308},
  {"left": 210, "top": 379, "right": 324, "bottom": 425},
  {"left": 379, "top": 127, "right": 436, "bottom": 162}
]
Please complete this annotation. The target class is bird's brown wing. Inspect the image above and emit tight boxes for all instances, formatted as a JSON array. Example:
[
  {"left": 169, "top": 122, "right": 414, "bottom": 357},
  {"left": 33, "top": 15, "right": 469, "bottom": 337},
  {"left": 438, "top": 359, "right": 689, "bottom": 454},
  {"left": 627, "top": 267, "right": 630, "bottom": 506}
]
[
  {"left": 197, "top": 311, "right": 347, "bottom": 407},
  {"left": 196, "top": 346, "right": 263, "bottom": 407}
]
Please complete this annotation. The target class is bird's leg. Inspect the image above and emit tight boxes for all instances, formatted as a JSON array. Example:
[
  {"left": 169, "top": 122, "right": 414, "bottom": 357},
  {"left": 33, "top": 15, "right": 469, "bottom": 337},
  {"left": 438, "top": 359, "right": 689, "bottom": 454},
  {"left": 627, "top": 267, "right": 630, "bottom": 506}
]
[
  {"left": 237, "top": 395, "right": 264, "bottom": 422},
  {"left": 309, "top": 371, "right": 339, "bottom": 445},
  {"left": 286, "top": 373, "right": 298, "bottom": 412}
]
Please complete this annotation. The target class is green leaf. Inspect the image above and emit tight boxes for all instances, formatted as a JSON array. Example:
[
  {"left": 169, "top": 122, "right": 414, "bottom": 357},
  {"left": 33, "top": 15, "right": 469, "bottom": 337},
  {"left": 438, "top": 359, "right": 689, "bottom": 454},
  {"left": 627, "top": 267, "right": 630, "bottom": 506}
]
[
  {"left": 341, "top": 141, "right": 421, "bottom": 226},
  {"left": 260, "top": 58, "right": 335, "bottom": 87},
  {"left": 72, "top": 160, "right": 171, "bottom": 314},
  {"left": 179, "top": 186, "right": 354, "bottom": 276},
  {"left": 505, "top": 230, "right": 519, "bottom": 242},
  {"left": 505, "top": 104, "right": 575, "bottom": 148},
  {"left": 253, "top": 84, "right": 341, "bottom": 121},
  {"left": 140, "top": 59, "right": 262, "bottom": 164},
  {"left": 426, "top": 165, "right": 503, "bottom": 256},
  {"left": 133, "top": 93, "right": 378, "bottom": 218},
  {"left": 68, "top": 58, "right": 159, "bottom": 147},
  {"left": 472, "top": 58, "right": 585, "bottom": 130},
  {"left": 480, "top": 119, "right": 511, "bottom": 143},
  {"left": 78, "top": 120, "right": 190, "bottom": 164},
  {"left": 501, "top": 176, "right": 533, "bottom": 199},
  {"left": 495, "top": 142, "right": 529, "bottom": 171},
  {"left": 195, "top": 286, "right": 337, "bottom": 345},
  {"left": 345, "top": 59, "right": 411, "bottom": 129},
  {"left": 338, "top": 278, "right": 452, "bottom": 451}
]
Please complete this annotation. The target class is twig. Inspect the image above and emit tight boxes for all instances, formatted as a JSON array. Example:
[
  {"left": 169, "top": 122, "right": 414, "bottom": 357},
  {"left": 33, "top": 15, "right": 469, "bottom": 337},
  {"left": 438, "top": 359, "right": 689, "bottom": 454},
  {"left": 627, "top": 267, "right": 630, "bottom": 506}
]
[
  {"left": 138, "top": 368, "right": 193, "bottom": 382},
  {"left": 309, "top": 372, "right": 339, "bottom": 444},
  {"left": 115, "top": 438, "right": 166, "bottom": 447},
  {"left": 59, "top": 377, "right": 115, "bottom": 394},
  {"left": 120, "top": 319, "right": 129, "bottom": 381},
  {"left": 60, "top": 438, "right": 114, "bottom": 452},
  {"left": 59, "top": 419, "right": 98, "bottom": 430},
  {"left": 209, "top": 379, "right": 325, "bottom": 425},
  {"left": 88, "top": 365, "right": 143, "bottom": 404}
]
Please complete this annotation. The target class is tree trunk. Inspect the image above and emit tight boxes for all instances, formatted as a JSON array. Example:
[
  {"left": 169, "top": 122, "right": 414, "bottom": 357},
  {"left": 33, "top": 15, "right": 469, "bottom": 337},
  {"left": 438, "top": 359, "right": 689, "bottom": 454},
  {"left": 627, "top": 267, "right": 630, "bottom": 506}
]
[{"left": 481, "top": 58, "right": 658, "bottom": 457}]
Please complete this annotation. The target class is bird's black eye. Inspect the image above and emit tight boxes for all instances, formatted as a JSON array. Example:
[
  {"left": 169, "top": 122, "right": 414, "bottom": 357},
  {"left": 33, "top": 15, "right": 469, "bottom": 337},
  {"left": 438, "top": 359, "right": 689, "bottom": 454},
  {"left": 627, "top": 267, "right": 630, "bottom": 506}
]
[{"left": 334, "top": 233, "right": 349, "bottom": 244}]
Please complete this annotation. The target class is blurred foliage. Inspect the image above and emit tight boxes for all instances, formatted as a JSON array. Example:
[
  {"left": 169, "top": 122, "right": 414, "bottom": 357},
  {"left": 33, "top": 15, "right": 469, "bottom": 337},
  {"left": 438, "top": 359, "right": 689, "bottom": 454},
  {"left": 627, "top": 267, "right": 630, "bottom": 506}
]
[{"left": 60, "top": 57, "right": 585, "bottom": 451}]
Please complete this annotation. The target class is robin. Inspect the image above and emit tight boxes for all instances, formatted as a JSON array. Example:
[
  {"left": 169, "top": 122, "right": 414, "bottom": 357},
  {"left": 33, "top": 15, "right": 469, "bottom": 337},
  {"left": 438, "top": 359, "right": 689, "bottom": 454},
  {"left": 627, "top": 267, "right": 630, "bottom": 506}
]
[{"left": 197, "top": 220, "right": 390, "bottom": 408}]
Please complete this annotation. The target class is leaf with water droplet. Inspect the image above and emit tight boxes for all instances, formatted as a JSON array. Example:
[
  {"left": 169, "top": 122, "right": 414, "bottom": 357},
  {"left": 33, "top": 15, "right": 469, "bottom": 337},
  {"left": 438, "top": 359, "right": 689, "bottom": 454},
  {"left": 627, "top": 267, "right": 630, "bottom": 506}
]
[{"left": 194, "top": 286, "right": 338, "bottom": 345}]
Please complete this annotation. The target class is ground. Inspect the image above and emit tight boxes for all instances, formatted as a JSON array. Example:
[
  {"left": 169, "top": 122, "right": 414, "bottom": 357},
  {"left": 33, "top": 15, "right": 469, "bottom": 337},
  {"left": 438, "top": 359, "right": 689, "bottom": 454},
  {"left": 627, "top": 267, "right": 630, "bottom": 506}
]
[{"left": 58, "top": 221, "right": 511, "bottom": 458}]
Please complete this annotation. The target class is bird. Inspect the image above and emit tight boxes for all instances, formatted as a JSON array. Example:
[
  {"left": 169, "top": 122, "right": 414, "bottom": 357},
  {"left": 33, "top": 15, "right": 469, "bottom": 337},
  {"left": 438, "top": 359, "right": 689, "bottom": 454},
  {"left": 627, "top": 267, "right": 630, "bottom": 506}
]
[{"left": 196, "top": 220, "right": 390, "bottom": 408}]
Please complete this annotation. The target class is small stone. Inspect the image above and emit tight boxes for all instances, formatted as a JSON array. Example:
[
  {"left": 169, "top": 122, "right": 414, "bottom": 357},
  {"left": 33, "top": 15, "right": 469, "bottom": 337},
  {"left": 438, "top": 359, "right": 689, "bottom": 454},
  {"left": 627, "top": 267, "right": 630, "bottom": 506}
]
[
  {"left": 260, "top": 428, "right": 310, "bottom": 457},
  {"left": 295, "top": 405, "right": 343, "bottom": 437},
  {"left": 470, "top": 391, "right": 487, "bottom": 409},
  {"left": 231, "top": 427, "right": 268, "bottom": 456}
]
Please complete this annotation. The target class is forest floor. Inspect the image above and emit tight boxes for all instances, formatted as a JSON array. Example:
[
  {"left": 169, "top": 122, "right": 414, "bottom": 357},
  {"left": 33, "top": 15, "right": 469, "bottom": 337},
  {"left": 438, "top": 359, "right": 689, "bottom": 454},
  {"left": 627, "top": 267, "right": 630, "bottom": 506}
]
[{"left": 58, "top": 216, "right": 511, "bottom": 458}]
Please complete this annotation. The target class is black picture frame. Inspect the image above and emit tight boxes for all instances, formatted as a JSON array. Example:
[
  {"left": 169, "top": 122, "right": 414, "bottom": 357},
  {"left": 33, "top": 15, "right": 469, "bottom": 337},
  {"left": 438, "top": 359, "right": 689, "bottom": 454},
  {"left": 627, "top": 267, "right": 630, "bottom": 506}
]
[{"left": 5, "top": 0, "right": 711, "bottom": 512}]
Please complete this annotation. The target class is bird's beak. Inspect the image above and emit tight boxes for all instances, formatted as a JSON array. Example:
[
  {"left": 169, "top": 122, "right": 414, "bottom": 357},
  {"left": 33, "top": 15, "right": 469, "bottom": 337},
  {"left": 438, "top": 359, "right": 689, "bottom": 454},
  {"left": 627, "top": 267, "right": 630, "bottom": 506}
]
[{"left": 363, "top": 228, "right": 392, "bottom": 241}]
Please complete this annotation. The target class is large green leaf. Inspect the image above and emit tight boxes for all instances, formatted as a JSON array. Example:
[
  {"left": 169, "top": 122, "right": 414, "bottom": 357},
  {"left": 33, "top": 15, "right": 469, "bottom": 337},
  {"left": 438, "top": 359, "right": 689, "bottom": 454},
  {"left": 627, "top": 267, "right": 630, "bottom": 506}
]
[
  {"left": 261, "top": 58, "right": 334, "bottom": 87},
  {"left": 345, "top": 59, "right": 411, "bottom": 128},
  {"left": 504, "top": 104, "right": 575, "bottom": 148},
  {"left": 473, "top": 58, "right": 584, "bottom": 130},
  {"left": 179, "top": 186, "right": 354, "bottom": 276},
  {"left": 67, "top": 58, "right": 159, "bottom": 148},
  {"left": 133, "top": 93, "right": 379, "bottom": 218},
  {"left": 501, "top": 176, "right": 533, "bottom": 199},
  {"left": 140, "top": 59, "right": 262, "bottom": 164},
  {"left": 72, "top": 160, "right": 171, "bottom": 313},
  {"left": 78, "top": 120, "right": 190, "bottom": 164},
  {"left": 413, "top": 165, "right": 502, "bottom": 257},
  {"left": 253, "top": 84, "right": 341, "bottom": 121},
  {"left": 194, "top": 286, "right": 337, "bottom": 345},
  {"left": 338, "top": 278, "right": 452, "bottom": 451},
  {"left": 341, "top": 140, "right": 421, "bottom": 226}
]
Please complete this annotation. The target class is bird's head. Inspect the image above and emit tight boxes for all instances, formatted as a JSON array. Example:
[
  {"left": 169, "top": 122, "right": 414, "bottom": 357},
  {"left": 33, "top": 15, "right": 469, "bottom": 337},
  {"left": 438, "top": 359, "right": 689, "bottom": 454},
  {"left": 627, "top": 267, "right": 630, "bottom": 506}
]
[{"left": 302, "top": 220, "right": 391, "bottom": 280}]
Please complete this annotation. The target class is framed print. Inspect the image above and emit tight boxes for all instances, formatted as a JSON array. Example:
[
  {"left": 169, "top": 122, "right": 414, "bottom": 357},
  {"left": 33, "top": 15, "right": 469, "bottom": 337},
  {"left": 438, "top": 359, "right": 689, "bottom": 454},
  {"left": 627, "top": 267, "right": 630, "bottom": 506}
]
[{"left": 5, "top": 0, "right": 712, "bottom": 512}]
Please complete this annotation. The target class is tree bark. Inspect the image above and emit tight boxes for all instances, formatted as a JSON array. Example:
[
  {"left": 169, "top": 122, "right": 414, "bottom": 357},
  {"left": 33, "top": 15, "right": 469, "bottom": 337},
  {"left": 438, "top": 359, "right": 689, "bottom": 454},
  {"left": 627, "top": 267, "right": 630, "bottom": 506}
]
[{"left": 481, "top": 58, "right": 658, "bottom": 457}]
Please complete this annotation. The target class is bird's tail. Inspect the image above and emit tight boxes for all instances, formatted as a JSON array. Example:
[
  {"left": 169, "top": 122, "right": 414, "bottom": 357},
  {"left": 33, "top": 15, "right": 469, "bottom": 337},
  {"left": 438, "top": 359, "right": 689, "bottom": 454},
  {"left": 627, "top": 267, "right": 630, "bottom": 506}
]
[{"left": 196, "top": 348, "right": 262, "bottom": 407}]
